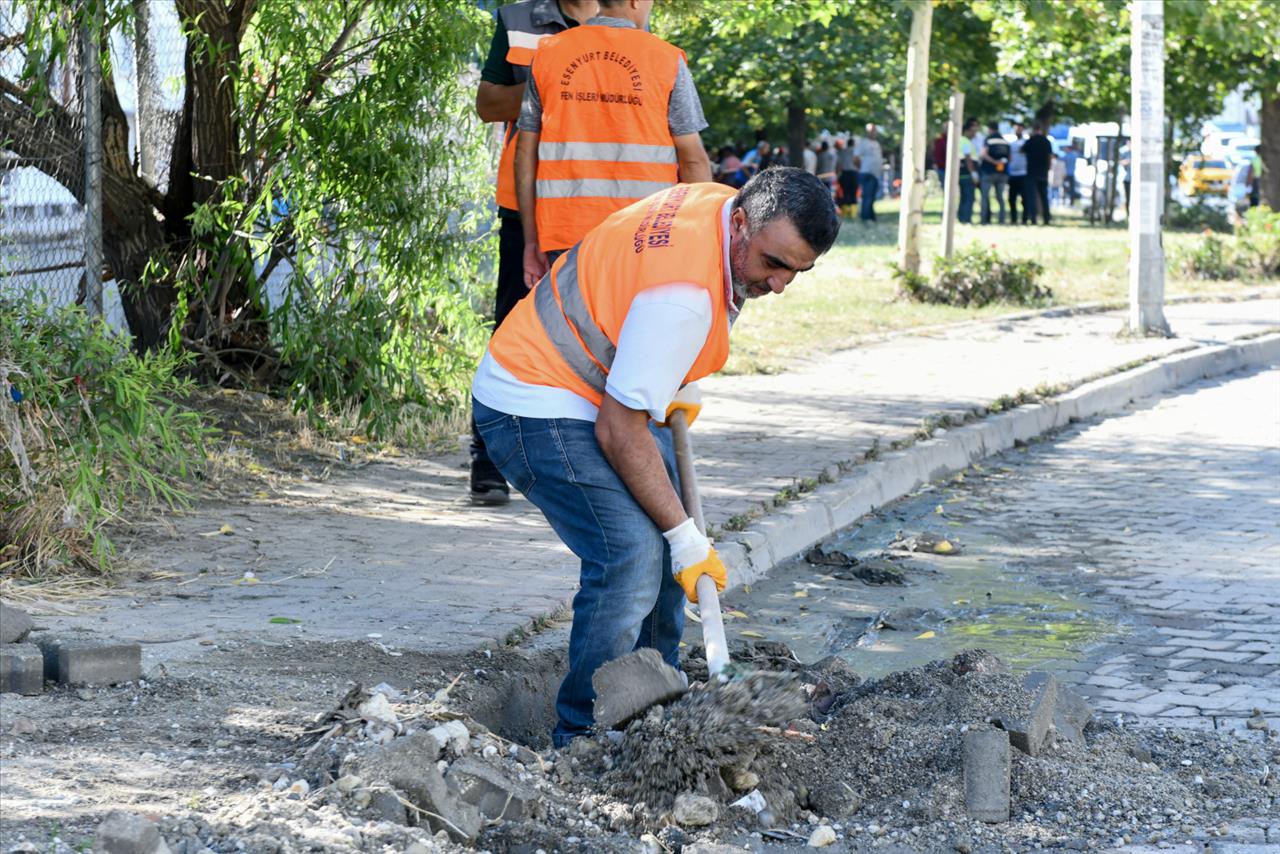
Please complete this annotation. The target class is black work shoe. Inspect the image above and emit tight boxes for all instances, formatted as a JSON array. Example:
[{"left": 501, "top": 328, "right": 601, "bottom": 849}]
[{"left": 469, "top": 459, "right": 510, "bottom": 506}]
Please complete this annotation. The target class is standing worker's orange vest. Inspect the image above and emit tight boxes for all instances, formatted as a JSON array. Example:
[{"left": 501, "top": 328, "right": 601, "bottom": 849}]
[
  {"left": 530, "top": 24, "right": 686, "bottom": 252},
  {"left": 493, "top": 1, "right": 573, "bottom": 211},
  {"left": 490, "top": 183, "right": 735, "bottom": 406}
]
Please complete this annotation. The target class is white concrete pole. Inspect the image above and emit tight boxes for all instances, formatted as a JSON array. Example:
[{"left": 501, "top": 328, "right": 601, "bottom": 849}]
[
  {"left": 942, "top": 91, "right": 964, "bottom": 260},
  {"left": 81, "top": 0, "right": 104, "bottom": 318},
  {"left": 1127, "top": 0, "right": 1170, "bottom": 336},
  {"left": 897, "top": 0, "right": 933, "bottom": 275}
]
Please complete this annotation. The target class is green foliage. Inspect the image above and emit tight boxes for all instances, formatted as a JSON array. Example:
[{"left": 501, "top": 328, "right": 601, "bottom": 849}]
[
  {"left": 12, "top": 0, "right": 494, "bottom": 438},
  {"left": 1177, "top": 206, "right": 1280, "bottom": 280},
  {"left": 226, "top": 0, "right": 495, "bottom": 434},
  {"left": 1165, "top": 199, "right": 1232, "bottom": 234},
  {"left": 658, "top": 0, "right": 906, "bottom": 146},
  {"left": 893, "top": 245, "right": 1050, "bottom": 308},
  {"left": 0, "top": 296, "right": 210, "bottom": 576}
]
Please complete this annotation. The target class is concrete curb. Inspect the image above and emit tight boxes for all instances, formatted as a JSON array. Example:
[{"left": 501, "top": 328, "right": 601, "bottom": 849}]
[{"left": 716, "top": 332, "right": 1280, "bottom": 591}]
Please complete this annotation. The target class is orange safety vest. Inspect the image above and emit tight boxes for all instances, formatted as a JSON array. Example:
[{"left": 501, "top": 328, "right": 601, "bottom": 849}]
[
  {"left": 489, "top": 183, "right": 735, "bottom": 406},
  {"left": 494, "top": 1, "right": 573, "bottom": 211},
  {"left": 530, "top": 24, "right": 685, "bottom": 251}
]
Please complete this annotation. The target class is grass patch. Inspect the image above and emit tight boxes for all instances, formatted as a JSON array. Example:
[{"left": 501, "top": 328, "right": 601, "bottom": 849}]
[{"left": 724, "top": 193, "right": 1270, "bottom": 375}]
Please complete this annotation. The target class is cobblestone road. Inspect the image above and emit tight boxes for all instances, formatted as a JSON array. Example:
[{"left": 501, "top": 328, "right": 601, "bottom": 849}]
[
  {"left": 1026, "top": 367, "right": 1280, "bottom": 732},
  {"left": 822, "top": 366, "right": 1280, "bottom": 732}
]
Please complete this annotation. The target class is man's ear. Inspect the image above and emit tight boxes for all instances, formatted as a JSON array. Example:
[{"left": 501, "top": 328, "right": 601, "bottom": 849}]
[{"left": 730, "top": 207, "right": 747, "bottom": 235}]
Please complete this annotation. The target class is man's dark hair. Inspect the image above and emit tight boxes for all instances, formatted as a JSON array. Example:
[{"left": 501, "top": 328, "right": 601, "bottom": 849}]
[
  {"left": 732, "top": 167, "right": 841, "bottom": 255},
  {"left": 987, "top": 121, "right": 1000, "bottom": 133},
  {"left": 1032, "top": 121, "right": 1044, "bottom": 133},
  {"left": 597, "top": 0, "right": 628, "bottom": 8},
  {"left": 963, "top": 118, "right": 978, "bottom": 132}
]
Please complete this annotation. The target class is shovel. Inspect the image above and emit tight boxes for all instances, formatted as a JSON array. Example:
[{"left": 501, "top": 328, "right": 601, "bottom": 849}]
[
  {"left": 667, "top": 407, "right": 731, "bottom": 678},
  {"left": 589, "top": 399, "right": 731, "bottom": 731}
]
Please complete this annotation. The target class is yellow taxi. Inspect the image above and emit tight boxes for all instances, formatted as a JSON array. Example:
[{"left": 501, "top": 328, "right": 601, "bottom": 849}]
[{"left": 1178, "top": 157, "right": 1232, "bottom": 196}]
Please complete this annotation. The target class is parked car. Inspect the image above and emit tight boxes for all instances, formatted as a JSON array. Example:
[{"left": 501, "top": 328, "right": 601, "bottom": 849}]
[
  {"left": 1178, "top": 156, "right": 1232, "bottom": 196},
  {"left": 1224, "top": 137, "right": 1260, "bottom": 165}
]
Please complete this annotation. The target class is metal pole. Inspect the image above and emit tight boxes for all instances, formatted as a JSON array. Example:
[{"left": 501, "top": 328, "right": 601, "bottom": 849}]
[
  {"left": 942, "top": 91, "right": 964, "bottom": 260},
  {"left": 82, "top": 0, "right": 103, "bottom": 318},
  {"left": 1128, "top": 0, "right": 1170, "bottom": 335}
]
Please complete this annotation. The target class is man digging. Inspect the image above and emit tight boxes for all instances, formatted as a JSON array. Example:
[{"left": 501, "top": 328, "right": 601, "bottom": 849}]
[{"left": 470, "top": 168, "right": 841, "bottom": 746}]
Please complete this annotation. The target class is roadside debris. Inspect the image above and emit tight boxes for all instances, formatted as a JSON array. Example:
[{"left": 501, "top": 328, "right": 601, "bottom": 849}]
[{"left": 2, "top": 643, "right": 1275, "bottom": 853}]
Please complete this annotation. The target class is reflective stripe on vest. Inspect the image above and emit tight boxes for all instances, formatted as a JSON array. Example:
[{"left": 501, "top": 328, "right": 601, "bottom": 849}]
[
  {"left": 532, "top": 246, "right": 613, "bottom": 393},
  {"left": 539, "top": 141, "right": 678, "bottom": 165},
  {"left": 536, "top": 178, "right": 674, "bottom": 200},
  {"left": 487, "top": 183, "right": 734, "bottom": 408},
  {"left": 494, "top": 0, "right": 569, "bottom": 209},
  {"left": 530, "top": 24, "right": 684, "bottom": 250}
]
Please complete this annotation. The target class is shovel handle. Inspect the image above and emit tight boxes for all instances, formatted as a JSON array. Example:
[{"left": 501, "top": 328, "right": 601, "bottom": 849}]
[{"left": 668, "top": 410, "right": 730, "bottom": 678}]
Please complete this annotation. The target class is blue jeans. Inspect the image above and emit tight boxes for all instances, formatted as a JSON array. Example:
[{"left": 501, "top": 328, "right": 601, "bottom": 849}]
[
  {"left": 472, "top": 398, "right": 686, "bottom": 746},
  {"left": 958, "top": 172, "right": 975, "bottom": 224},
  {"left": 858, "top": 172, "right": 879, "bottom": 221}
]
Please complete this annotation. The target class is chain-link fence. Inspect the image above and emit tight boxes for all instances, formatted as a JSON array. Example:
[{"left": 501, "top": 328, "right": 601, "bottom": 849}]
[{"left": 1, "top": 0, "right": 186, "bottom": 330}]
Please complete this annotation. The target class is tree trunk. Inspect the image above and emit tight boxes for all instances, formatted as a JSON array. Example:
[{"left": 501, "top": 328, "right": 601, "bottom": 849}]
[
  {"left": 175, "top": 0, "right": 268, "bottom": 365},
  {"left": 897, "top": 0, "right": 933, "bottom": 275},
  {"left": 1261, "top": 89, "right": 1280, "bottom": 211},
  {"left": 787, "top": 73, "right": 807, "bottom": 169},
  {"left": 101, "top": 59, "right": 177, "bottom": 350}
]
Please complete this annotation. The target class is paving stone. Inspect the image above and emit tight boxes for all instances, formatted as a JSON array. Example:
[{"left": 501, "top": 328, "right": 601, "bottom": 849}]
[
  {"left": 0, "top": 643, "right": 43, "bottom": 695},
  {"left": 36, "top": 637, "right": 141, "bottom": 685},
  {"left": 963, "top": 729, "right": 1010, "bottom": 823},
  {"left": 0, "top": 604, "right": 34, "bottom": 644}
]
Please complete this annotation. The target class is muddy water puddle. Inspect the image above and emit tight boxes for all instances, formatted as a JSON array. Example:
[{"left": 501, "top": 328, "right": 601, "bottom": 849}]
[{"left": 697, "top": 480, "right": 1124, "bottom": 679}]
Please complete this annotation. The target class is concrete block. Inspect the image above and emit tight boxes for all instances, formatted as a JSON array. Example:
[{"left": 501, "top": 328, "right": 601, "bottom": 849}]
[
  {"left": 1025, "top": 671, "right": 1093, "bottom": 746},
  {"left": 0, "top": 603, "right": 34, "bottom": 643},
  {"left": 349, "top": 733, "right": 481, "bottom": 842},
  {"left": 95, "top": 810, "right": 172, "bottom": 854},
  {"left": 446, "top": 756, "right": 540, "bottom": 820},
  {"left": 0, "top": 643, "right": 43, "bottom": 695},
  {"left": 1004, "top": 673, "right": 1058, "bottom": 757},
  {"left": 38, "top": 637, "right": 141, "bottom": 685},
  {"left": 963, "top": 729, "right": 1010, "bottom": 823},
  {"left": 592, "top": 648, "right": 687, "bottom": 730}
]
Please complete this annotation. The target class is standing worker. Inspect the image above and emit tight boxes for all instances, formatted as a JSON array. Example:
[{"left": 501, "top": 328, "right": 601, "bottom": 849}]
[
  {"left": 958, "top": 118, "right": 979, "bottom": 225},
  {"left": 1022, "top": 122, "right": 1054, "bottom": 225},
  {"left": 515, "top": 0, "right": 712, "bottom": 288},
  {"left": 978, "top": 121, "right": 1010, "bottom": 225},
  {"left": 1006, "top": 122, "right": 1027, "bottom": 225},
  {"left": 471, "top": 0, "right": 599, "bottom": 505},
  {"left": 471, "top": 168, "right": 840, "bottom": 746},
  {"left": 852, "top": 123, "right": 883, "bottom": 222}
]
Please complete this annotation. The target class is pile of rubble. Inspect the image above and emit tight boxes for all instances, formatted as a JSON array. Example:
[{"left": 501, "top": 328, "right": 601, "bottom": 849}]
[{"left": 47, "top": 643, "right": 1276, "bottom": 854}]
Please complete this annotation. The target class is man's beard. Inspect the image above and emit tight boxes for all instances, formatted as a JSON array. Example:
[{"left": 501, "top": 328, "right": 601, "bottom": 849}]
[{"left": 729, "top": 233, "right": 770, "bottom": 305}]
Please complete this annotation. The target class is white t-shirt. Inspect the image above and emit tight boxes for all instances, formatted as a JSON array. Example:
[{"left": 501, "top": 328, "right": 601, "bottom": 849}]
[
  {"left": 1008, "top": 137, "right": 1027, "bottom": 176},
  {"left": 472, "top": 198, "right": 737, "bottom": 422}
]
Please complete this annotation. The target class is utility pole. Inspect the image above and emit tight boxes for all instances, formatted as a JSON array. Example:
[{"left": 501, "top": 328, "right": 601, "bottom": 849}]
[
  {"left": 81, "top": 0, "right": 104, "bottom": 318},
  {"left": 896, "top": 0, "right": 933, "bottom": 275},
  {"left": 942, "top": 91, "right": 964, "bottom": 260},
  {"left": 1127, "top": 0, "right": 1170, "bottom": 336}
]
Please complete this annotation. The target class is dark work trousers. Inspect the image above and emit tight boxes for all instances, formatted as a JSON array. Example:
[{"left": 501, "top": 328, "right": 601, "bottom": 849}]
[
  {"left": 838, "top": 170, "right": 859, "bottom": 208},
  {"left": 1026, "top": 176, "right": 1051, "bottom": 224},
  {"left": 957, "top": 171, "right": 976, "bottom": 224},
  {"left": 471, "top": 213, "right": 531, "bottom": 467},
  {"left": 1008, "top": 175, "right": 1026, "bottom": 223}
]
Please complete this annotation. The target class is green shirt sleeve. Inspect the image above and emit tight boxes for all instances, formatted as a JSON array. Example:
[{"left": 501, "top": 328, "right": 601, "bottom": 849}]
[{"left": 480, "top": 14, "right": 516, "bottom": 86}]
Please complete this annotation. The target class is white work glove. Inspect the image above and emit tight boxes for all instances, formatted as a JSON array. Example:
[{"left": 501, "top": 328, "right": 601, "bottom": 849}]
[{"left": 662, "top": 518, "right": 727, "bottom": 603}]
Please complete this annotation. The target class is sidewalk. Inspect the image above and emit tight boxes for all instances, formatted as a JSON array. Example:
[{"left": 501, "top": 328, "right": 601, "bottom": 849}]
[{"left": 34, "top": 296, "right": 1280, "bottom": 664}]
